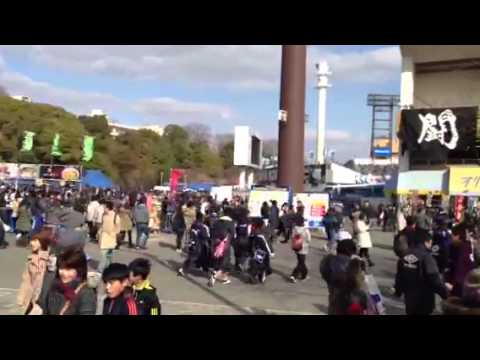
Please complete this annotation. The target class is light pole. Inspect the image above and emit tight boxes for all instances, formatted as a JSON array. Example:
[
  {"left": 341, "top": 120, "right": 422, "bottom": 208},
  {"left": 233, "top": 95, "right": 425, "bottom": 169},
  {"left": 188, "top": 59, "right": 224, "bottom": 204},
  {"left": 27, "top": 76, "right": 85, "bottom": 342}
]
[{"left": 315, "top": 61, "right": 331, "bottom": 165}]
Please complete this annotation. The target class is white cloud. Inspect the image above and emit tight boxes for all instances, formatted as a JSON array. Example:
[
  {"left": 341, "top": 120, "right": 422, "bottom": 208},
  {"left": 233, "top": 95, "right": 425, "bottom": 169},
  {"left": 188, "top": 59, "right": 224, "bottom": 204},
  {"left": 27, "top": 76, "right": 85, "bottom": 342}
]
[
  {"left": 132, "top": 97, "right": 233, "bottom": 125},
  {"left": 0, "top": 45, "right": 400, "bottom": 91},
  {"left": 308, "top": 45, "right": 401, "bottom": 83},
  {"left": 0, "top": 54, "right": 233, "bottom": 125},
  {"left": 305, "top": 129, "right": 368, "bottom": 162}
]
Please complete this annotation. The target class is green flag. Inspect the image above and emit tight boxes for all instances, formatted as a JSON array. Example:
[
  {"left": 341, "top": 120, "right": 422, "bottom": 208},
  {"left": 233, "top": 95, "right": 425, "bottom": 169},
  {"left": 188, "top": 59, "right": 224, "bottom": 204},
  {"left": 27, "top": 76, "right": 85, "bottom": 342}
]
[
  {"left": 21, "top": 131, "right": 35, "bottom": 152},
  {"left": 51, "top": 133, "right": 62, "bottom": 157},
  {"left": 82, "top": 136, "right": 95, "bottom": 162}
]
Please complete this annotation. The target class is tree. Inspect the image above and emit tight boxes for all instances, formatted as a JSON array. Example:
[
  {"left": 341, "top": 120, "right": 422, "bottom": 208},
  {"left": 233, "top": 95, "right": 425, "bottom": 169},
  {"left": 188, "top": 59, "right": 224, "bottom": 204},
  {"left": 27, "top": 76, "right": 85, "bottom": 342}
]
[
  {"left": 219, "top": 141, "right": 234, "bottom": 169},
  {"left": 262, "top": 139, "right": 278, "bottom": 158},
  {"left": 185, "top": 123, "right": 212, "bottom": 145}
]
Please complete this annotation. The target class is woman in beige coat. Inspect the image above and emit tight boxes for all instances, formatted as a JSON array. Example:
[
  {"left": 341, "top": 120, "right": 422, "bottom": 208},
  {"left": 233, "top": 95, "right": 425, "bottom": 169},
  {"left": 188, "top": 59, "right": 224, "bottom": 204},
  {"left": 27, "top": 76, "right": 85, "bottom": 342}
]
[
  {"left": 98, "top": 201, "right": 121, "bottom": 273},
  {"left": 17, "top": 229, "right": 53, "bottom": 314}
]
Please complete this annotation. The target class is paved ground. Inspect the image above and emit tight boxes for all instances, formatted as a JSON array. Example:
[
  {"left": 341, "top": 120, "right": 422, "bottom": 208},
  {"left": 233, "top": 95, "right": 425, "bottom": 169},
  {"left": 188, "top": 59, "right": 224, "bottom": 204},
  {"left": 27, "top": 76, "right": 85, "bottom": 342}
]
[{"left": 0, "top": 225, "right": 408, "bottom": 315}]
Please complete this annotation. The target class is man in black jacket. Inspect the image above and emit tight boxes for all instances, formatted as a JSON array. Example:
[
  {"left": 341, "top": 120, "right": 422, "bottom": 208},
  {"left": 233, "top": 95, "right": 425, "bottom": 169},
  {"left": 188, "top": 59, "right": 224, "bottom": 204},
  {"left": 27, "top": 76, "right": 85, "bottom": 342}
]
[
  {"left": 397, "top": 229, "right": 450, "bottom": 315},
  {"left": 129, "top": 258, "right": 161, "bottom": 315},
  {"left": 103, "top": 263, "right": 139, "bottom": 315}
]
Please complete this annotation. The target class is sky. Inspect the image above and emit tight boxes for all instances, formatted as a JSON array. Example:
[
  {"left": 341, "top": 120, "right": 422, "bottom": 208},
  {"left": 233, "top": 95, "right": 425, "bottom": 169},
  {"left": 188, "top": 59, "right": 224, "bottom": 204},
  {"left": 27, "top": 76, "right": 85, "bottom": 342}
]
[{"left": 0, "top": 45, "right": 401, "bottom": 162}]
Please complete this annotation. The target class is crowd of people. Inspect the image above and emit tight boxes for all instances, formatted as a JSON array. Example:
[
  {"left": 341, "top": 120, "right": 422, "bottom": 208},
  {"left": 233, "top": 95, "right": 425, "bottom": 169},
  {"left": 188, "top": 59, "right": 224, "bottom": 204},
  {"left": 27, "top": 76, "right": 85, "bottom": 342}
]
[{"left": 3, "top": 182, "right": 480, "bottom": 315}]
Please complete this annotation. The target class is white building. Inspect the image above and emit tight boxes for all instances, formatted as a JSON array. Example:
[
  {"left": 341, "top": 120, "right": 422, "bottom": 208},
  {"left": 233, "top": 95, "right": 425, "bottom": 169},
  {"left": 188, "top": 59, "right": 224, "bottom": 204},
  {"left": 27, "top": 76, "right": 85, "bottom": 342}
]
[{"left": 11, "top": 95, "right": 32, "bottom": 103}]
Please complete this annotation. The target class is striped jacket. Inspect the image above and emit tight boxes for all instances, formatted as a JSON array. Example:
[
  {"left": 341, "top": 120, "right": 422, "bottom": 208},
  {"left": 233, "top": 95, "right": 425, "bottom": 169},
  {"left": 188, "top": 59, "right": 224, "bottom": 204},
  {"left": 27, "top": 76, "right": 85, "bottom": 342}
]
[{"left": 103, "top": 293, "right": 139, "bottom": 315}]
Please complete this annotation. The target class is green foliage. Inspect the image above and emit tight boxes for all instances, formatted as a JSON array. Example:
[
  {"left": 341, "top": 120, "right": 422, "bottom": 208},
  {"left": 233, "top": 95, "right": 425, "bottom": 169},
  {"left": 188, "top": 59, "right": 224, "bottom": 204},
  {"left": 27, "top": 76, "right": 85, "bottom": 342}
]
[{"left": 0, "top": 96, "right": 232, "bottom": 189}]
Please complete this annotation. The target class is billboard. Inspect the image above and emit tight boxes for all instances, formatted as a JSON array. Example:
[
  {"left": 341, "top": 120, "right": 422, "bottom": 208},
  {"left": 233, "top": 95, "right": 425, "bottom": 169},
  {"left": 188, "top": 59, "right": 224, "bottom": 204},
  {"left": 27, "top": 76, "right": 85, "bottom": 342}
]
[
  {"left": 39, "top": 165, "right": 82, "bottom": 181},
  {"left": 248, "top": 189, "right": 289, "bottom": 217},
  {"left": 0, "top": 163, "right": 19, "bottom": 180},
  {"left": 294, "top": 193, "right": 329, "bottom": 229},
  {"left": 18, "top": 164, "right": 40, "bottom": 179},
  {"left": 399, "top": 107, "right": 478, "bottom": 164},
  {"left": 234, "top": 126, "right": 262, "bottom": 169},
  {"left": 373, "top": 148, "right": 392, "bottom": 158}
]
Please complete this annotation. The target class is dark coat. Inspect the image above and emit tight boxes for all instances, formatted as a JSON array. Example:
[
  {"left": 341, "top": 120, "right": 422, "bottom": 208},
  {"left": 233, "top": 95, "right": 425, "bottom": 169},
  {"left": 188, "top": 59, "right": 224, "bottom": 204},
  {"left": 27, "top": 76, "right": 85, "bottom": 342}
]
[
  {"left": 398, "top": 243, "right": 448, "bottom": 315},
  {"left": 103, "top": 293, "right": 139, "bottom": 315},
  {"left": 268, "top": 205, "right": 280, "bottom": 230},
  {"left": 43, "top": 279, "right": 96, "bottom": 315}
]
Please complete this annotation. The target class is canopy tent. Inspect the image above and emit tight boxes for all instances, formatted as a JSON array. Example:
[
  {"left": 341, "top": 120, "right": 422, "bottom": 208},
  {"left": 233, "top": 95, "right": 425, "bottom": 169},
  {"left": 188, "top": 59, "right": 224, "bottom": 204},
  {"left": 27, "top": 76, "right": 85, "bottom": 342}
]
[
  {"left": 82, "top": 170, "right": 116, "bottom": 189},
  {"left": 184, "top": 182, "right": 215, "bottom": 192},
  {"left": 386, "top": 170, "right": 448, "bottom": 195}
]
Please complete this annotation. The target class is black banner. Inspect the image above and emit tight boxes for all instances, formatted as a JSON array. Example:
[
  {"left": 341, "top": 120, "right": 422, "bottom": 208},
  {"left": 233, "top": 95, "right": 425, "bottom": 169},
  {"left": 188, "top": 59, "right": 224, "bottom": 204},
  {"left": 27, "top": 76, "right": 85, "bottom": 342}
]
[{"left": 399, "top": 107, "right": 478, "bottom": 164}]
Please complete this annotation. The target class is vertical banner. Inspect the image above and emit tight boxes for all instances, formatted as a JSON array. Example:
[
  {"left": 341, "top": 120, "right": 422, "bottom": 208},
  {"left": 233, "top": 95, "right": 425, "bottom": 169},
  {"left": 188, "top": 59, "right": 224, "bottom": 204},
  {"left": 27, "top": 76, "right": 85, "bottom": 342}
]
[
  {"left": 51, "top": 133, "right": 63, "bottom": 157},
  {"left": 454, "top": 196, "right": 466, "bottom": 223},
  {"left": 21, "top": 131, "right": 35, "bottom": 152},
  {"left": 169, "top": 169, "right": 184, "bottom": 195},
  {"left": 82, "top": 136, "right": 95, "bottom": 162}
]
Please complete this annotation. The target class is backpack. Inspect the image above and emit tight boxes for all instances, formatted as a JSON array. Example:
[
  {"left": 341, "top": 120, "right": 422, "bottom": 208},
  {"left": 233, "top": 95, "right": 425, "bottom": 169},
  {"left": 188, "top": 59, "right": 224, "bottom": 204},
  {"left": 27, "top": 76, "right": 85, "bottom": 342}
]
[{"left": 292, "top": 233, "right": 304, "bottom": 251}]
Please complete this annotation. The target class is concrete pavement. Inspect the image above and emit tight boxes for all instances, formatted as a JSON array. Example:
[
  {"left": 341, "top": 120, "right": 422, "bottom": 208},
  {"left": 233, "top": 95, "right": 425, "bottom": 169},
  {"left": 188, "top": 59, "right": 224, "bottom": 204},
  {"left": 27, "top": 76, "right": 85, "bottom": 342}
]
[{"left": 0, "top": 227, "right": 407, "bottom": 315}]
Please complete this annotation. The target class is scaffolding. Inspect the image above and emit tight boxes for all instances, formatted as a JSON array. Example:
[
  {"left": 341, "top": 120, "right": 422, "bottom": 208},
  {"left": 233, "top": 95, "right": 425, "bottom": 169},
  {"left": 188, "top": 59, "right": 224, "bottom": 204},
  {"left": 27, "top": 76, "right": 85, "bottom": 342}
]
[{"left": 367, "top": 94, "right": 400, "bottom": 160}]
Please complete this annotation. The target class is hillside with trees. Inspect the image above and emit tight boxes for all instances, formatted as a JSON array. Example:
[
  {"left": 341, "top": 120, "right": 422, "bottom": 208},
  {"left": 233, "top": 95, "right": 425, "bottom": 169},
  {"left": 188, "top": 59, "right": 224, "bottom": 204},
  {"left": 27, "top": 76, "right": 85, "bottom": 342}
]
[{"left": 0, "top": 96, "right": 237, "bottom": 189}]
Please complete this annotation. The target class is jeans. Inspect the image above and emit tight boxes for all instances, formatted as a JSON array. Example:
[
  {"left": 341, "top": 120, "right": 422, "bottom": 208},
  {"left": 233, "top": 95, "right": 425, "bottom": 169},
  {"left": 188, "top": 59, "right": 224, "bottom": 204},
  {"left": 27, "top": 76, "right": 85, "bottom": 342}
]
[
  {"left": 175, "top": 230, "right": 185, "bottom": 250},
  {"left": 98, "top": 249, "right": 113, "bottom": 273},
  {"left": 291, "top": 253, "right": 308, "bottom": 280},
  {"left": 136, "top": 224, "right": 149, "bottom": 248}
]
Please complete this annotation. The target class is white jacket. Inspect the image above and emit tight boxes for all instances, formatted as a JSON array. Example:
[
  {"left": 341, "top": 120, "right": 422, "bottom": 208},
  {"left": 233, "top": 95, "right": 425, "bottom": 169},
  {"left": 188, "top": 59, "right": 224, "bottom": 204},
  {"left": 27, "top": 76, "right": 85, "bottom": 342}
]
[
  {"left": 292, "top": 226, "right": 311, "bottom": 255},
  {"left": 86, "top": 201, "right": 100, "bottom": 222},
  {"left": 356, "top": 220, "right": 372, "bottom": 249}
]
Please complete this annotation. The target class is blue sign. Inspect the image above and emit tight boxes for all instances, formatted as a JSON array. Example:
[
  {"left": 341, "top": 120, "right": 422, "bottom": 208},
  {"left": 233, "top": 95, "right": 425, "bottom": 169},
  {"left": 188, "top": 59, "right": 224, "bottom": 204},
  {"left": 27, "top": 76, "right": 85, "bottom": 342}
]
[{"left": 374, "top": 148, "right": 392, "bottom": 157}]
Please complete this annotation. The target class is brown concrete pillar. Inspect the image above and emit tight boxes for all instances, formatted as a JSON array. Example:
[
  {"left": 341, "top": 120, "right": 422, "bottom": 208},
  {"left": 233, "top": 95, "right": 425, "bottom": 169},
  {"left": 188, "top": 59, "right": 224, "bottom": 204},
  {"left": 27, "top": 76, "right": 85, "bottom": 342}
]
[{"left": 277, "top": 45, "right": 306, "bottom": 193}]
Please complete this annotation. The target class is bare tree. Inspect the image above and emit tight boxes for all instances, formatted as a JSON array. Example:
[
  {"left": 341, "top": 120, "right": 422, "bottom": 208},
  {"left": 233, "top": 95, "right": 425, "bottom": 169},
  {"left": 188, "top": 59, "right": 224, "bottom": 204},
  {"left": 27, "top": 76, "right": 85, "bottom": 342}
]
[
  {"left": 262, "top": 139, "right": 278, "bottom": 158},
  {"left": 185, "top": 123, "right": 212, "bottom": 144}
]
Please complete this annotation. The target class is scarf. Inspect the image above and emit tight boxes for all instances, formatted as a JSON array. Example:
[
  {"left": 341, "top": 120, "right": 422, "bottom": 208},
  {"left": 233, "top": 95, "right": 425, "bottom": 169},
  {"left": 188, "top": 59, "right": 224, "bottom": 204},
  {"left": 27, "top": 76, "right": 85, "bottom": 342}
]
[{"left": 55, "top": 279, "right": 81, "bottom": 302}]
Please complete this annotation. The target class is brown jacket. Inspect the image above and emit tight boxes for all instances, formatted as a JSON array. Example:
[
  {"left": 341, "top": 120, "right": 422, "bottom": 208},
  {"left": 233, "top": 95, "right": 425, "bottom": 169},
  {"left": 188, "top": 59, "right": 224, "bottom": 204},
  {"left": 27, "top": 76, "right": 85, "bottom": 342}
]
[
  {"left": 99, "top": 210, "right": 121, "bottom": 250},
  {"left": 17, "top": 251, "right": 49, "bottom": 313}
]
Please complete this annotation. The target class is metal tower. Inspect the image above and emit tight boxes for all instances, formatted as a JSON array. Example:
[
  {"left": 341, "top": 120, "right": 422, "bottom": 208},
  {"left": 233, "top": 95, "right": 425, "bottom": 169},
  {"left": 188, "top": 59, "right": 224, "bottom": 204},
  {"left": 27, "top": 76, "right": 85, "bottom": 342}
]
[{"left": 367, "top": 94, "right": 400, "bottom": 160}]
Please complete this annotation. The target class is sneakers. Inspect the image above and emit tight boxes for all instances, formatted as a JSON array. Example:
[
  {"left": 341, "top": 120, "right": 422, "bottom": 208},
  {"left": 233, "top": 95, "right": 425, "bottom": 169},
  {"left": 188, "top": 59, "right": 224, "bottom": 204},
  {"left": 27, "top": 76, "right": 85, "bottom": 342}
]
[
  {"left": 289, "top": 276, "right": 297, "bottom": 283},
  {"left": 176, "top": 248, "right": 182, "bottom": 253},
  {"left": 222, "top": 279, "right": 231, "bottom": 285},
  {"left": 260, "top": 272, "right": 267, "bottom": 283},
  {"left": 177, "top": 268, "right": 185, "bottom": 277}
]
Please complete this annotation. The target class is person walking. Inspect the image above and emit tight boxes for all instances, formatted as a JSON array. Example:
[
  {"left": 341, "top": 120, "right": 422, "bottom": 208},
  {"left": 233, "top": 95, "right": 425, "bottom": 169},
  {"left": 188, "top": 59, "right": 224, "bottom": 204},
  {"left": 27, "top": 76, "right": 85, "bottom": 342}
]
[
  {"left": 182, "top": 201, "right": 196, "bottom": 246},
  {"left": 17, "top": 230, "right": 53, "bottom": 314},
  {"left": 86, "top": 196, "right": 101, "bottom": 242},
  {"left": 98, "top": 201, "right": 121, "bottom": 273},
  {"left": 118, "top": 204, "right": 134, "bottom": 249},
  {"left": 40, "top": 247, "right": 97, "bottom": 315},
  {"left": 16, "top": 198, "right": 33, "bottom": 247},
  {"left": 172, "top": 203, "right": 186, "bottom": 253},
  {"left": 397, "top": 229, "right": 450, "bottom": 315},
  {"left": 289, "top": 215, "right": 311, "bottom": 283},
  {"left": 356, "top": 213, "right": 374, "bottom": 267},
  {"left": 268, "top": 200, "right": 280, "bottom": 256},
  {"left": 133, "top": 198, "right": 150, "bottom": 250}
]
